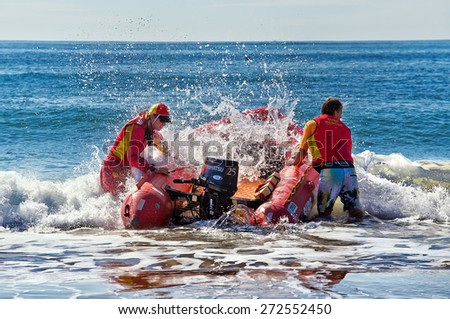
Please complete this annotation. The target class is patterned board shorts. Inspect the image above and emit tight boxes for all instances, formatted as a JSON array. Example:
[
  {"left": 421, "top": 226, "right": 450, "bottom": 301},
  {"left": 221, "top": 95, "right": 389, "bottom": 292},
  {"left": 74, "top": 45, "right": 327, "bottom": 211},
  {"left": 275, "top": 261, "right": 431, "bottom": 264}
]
[{"left": 317, "top": 167, "right": 362, "bottom": 213}]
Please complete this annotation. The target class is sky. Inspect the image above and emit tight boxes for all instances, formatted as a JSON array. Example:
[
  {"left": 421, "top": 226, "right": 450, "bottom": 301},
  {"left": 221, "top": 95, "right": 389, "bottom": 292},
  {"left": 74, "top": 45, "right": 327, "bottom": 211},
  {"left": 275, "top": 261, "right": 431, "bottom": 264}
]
[{"left": 1, "top": 0, "right": 449, "bottom": 42}]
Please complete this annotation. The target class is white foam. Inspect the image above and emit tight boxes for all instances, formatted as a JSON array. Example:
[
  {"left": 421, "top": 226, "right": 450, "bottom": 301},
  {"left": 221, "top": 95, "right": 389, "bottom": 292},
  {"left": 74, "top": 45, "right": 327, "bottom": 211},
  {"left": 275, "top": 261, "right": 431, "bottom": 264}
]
[
  {"left": 164, "top": 102, "right": 301, "bottom": 181},
  {"left": 0, "top": 171, "right": 123, "bottom": 231},
  {"left": 355, "top": 151, "right": 450, "bottom": 221}
]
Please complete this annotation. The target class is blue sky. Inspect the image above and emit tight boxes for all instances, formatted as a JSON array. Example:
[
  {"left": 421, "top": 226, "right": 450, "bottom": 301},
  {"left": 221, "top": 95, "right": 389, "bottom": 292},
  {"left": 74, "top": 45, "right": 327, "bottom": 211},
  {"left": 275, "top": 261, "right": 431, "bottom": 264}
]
[{"left": 1, "top": 0, "right": 449, "bottom": 41}]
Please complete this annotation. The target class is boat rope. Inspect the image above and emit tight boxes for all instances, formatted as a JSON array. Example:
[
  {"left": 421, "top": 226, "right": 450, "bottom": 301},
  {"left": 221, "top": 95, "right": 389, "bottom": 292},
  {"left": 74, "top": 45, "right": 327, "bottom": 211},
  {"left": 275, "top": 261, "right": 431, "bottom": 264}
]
[
  {"left": 253, "top": 171, "right": 281, "bottom": 201},
  {"left": 284, "top": 166, "right": 311, "bottom": 205}
]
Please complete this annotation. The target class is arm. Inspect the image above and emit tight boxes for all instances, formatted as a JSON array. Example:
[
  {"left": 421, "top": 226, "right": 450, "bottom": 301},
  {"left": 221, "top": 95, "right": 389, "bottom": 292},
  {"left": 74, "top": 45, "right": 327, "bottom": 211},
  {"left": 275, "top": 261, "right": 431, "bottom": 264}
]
[
  {"left": 290, "top": 120, "right": 317, "bottom": 166},
  {"left": 291, "top": 148, "right": 308, "bottom": 166},
  {"left": 128, "top": 124, "right": 151, "bottom": 172}
]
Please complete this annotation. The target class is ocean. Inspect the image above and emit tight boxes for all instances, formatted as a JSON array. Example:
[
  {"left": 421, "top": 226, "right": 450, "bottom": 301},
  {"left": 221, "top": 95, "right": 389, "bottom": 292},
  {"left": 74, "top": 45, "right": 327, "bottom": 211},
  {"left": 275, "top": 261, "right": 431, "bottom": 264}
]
[{"left": 1, "top": 40, "right": 449, "bottom": 299}]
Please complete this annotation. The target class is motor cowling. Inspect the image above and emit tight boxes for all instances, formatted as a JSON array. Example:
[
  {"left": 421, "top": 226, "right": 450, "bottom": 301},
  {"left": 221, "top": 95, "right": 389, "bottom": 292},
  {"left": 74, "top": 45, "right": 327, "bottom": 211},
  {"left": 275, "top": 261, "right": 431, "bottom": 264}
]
[
  {"left": 194, "top": 157, "right": 238, "bottom": 219},
  {"left": 199, "top": 157, "right": 239, "bottom": 197}
]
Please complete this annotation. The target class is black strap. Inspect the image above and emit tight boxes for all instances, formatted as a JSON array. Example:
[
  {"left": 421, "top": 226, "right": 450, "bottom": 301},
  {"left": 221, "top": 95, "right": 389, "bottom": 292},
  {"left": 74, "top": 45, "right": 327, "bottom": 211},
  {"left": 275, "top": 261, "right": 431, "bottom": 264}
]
[
  {"left": 314, "top": 161, "right": 354, "bottom": 173},
  {"left": 145, "top": 128, "right": 154, "bottom": 147}
]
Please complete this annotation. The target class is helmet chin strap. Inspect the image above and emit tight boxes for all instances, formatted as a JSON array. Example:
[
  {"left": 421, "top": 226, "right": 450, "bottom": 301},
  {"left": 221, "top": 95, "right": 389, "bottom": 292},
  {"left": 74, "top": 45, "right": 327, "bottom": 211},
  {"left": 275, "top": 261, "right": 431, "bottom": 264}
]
[
  {"left": 146, "top": 114, "right": 158, "bottom": 129},
  {"left": 151, "top": 114, "right": 160, "bottom": 127},
  {"left": 145, "top": 114, "right": 158, "bottom": 147}
]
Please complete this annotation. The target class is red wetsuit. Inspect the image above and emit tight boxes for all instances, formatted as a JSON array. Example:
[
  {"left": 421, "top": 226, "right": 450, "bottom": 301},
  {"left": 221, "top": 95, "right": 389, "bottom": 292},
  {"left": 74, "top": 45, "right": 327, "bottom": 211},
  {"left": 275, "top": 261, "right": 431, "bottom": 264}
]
[{"left": 100, "top": 112, "right": 153, "bottom": 195}]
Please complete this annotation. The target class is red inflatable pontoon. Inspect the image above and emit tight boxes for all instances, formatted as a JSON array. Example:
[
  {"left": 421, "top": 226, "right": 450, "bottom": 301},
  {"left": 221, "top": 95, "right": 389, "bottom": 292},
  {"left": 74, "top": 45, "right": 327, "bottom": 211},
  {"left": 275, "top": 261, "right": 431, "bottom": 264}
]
[
  {"left": 251, "top": 164, "right": 319, "bottom": 226},
  {"left": 120, "top": 167, "right": 196, "bottom": 229}
]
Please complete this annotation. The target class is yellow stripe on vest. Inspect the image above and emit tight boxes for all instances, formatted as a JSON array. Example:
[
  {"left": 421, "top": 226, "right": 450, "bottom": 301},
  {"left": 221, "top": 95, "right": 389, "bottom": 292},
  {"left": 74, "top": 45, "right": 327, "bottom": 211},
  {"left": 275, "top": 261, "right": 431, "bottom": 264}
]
[{"left": 112, "top": 125, "right": 134, "bottom": 160}]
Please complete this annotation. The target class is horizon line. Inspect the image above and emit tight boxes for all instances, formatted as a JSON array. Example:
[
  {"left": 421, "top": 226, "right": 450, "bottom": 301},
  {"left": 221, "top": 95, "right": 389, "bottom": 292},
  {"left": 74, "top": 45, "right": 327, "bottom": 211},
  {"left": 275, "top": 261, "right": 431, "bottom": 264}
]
[{"left": 1, "top": 38, "right": 449, "bottom": 44}]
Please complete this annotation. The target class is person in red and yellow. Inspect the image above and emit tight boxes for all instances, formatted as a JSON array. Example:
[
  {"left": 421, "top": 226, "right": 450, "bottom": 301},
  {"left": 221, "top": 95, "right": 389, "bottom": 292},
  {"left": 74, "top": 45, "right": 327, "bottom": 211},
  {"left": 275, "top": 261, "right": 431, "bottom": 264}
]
[
  {"left": 100, "top": 103, "right": 171, "bottom": 195},
  {"left": 291, "top": 97, "right": 364, "bottom": 218}
]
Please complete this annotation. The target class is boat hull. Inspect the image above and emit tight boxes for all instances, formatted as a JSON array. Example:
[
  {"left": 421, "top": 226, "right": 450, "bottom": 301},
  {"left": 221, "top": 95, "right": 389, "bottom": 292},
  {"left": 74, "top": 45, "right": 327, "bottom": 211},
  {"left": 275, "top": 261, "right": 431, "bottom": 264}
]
[
  {"left": 251, "top": 164, "right": 319, "bottom": 225},
  {"left": 120, "top": 168, "right": 196, "bottom": 229}
]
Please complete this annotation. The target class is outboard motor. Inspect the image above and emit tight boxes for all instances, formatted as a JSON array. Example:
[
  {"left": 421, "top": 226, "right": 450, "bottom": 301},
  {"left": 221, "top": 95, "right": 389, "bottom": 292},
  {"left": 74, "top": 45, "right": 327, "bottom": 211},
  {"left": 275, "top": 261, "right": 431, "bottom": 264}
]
[
  {"left": 166, "top": 157, "right": 239, "bottom": 222},
  {"left": 198, "top": 157, "right": 239, "bottom": 219},
  {"left": 199, "top": 157, "right": 238, "bottom": 196}
]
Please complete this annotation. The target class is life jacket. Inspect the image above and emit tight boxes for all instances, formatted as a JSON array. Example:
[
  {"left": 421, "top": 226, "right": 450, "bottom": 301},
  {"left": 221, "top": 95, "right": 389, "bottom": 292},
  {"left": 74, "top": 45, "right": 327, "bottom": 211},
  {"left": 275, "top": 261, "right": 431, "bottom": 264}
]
[
  {"left": 104, "top": 112, "right": 151, "bottom": 171},
  {"left": 307, "top": 114, "right": 353, "bottom": 167}
]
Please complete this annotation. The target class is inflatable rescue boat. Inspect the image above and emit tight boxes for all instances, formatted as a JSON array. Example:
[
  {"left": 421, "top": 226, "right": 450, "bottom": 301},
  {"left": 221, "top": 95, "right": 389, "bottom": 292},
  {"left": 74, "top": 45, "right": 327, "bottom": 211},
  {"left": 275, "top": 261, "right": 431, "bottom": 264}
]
[
  {"left": 120, "top": 107, "right": 319, "bottom": 229},
  {"left": 121, "top": 157, "right": 319, "bottom": 229}
]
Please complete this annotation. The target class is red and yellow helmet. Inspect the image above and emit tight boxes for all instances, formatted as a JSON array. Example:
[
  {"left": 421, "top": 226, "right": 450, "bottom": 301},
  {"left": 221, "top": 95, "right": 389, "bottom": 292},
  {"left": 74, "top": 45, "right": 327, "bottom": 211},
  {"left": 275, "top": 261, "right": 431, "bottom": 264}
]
[{"left": 148, "top": 103, "right": 171, "bottom": 122}]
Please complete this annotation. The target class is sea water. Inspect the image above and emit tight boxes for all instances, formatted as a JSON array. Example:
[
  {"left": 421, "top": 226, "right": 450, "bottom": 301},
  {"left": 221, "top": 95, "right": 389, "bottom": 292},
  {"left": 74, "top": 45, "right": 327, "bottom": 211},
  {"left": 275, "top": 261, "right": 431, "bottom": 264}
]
[{"left": 0, "top": 41, "right": 449, "bottom": 299}]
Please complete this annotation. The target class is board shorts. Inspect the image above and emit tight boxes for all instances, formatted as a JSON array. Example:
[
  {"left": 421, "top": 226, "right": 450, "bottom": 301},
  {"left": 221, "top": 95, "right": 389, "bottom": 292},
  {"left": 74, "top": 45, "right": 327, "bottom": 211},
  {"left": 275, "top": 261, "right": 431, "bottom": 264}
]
[{"left": 317, "top": 167, "right": 362, "bottom": 213}]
